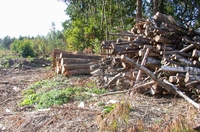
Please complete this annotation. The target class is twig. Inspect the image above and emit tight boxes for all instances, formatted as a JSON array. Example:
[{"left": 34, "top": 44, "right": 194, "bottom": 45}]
[
  {"left": 99, "top": 72, "right": 122, "bottom": 89},
  {"left": 134, "top": 48, "right": 150, "bottom": 86}
]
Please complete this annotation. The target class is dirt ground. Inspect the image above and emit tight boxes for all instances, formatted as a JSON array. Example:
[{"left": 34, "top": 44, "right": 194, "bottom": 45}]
[{"left": 0, "top": 59, "right": 200, "bottom": 132}]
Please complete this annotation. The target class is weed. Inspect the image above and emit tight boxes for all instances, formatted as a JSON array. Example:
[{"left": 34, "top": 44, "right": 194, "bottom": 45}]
[{"left": 20, "top": 77, "right": 108, "bottom": 109}]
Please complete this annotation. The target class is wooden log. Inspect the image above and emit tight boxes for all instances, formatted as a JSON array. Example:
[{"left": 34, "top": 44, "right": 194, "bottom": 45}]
[
  {"left": 193, "top": 60, "right": 200, "bottom": 67},
  {"left": 160, "top": 66, "right": 200, "bottom": 74},
  {"left": 163, "top": 79, "right": 200, "bottom": 109},
  {"left": 116, "top": 38, "right": 127, "bottom": 43},
  {"left": 134, "top": 48, "right": 150, "bottom": 86},
  {"left": 180, "top": 44, "right": 195, "bottom": 52},
  {"left": 154, "top": 35, "right": 174, "bottom": 44},
  {"left": 61, "top": 63, "right": 91, "bottom": 74},
  {"left": 192, "top": 49, "right": 200, "bottom": 58},
  {"left": 185, "top": 81, "right": 200, "bottom": 87},
  {"left": 182, "top": 38, "right": 200, "bottom": 47},
  {"left": 127, "top": 37, "right": 136, "bottom": 41},
  {"left": 184, "top": 75, "right": 200, "bottom": 83},
  {"left": 156, "top": 44, "right": 173, "bottom": 51},
  {"left": 52, "top": 49, "right": 70, "bottom": 59},
  {"left": 161, "top": 51, "right": 191, "bottom": 58},
  {"left": 52, "top": 49, "right": 71, "bottom": 67},
  {"left": 122, "top": 72, "right": 136, "bottom": 80},
  {"left": 100, "top": 72, "right": 122, "bottom": 89},
  {"left": 90, "top": 69, "right": 102, "bottom": 76},
  {"left": 145, "top": 57, "right": 160, "bottom": 67},
  {"left": 169, "top": 76, "right": 178, "bottom": 83},
  {"left": 121, "top": 55, "right": 175, "bottom": 94},
  {"left": 139, "top": 49, "right": 159, "bottom": 57},
  {"left": 171, "top": 54, "right": 194, "bottom": 67},
  {"left": 102, "top": 40, "right": 116, "bottom": 45},
  {"left": 109, "top": 33, "right": 136, "bottom": 37},
  {"left": 60, "top": 58, "right": 98, "bottom": 66},
  {"left": 60, "top": 52, "right": 102, "bottom": 60},
  {"left": 193, "top": 36, "right": 200, "bottom": 41},
  {"left": 63, "top": 68, "right": 91, "bottom": 76},
  {"left": 56, "top": 65, "right": 62, "bottom": 74},
  {"left": 111, "top": 43, "right": 126, "bottom": 54},
  {"left": 90, "top": 63, "right": 100, "bottom": 71}
]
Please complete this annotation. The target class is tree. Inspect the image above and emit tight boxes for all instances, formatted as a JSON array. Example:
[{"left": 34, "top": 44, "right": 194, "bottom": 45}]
[
  {"left": 153, "top": 0, "right": 159, "bottom": 15},
  {"left": 0, "top": 36, "right": 15, "bottom": 49},
  {"left": 136, "top": 0, "right": 142, "bottom": 19}
]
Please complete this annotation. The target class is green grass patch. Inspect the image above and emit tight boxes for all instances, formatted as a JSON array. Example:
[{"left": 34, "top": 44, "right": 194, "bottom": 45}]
[{"left": 20, "top": 77, "right": 108, "bottom": 109}]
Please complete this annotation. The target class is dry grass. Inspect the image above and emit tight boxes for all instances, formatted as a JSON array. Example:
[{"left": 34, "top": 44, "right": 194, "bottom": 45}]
[
  {"left": 0, "top": 49, "right": 12, "bottom": 58},
  {"left": 96, "top": 100, "right": 131, "bottom": 132},
  {"left": 126, "top": 103, "right": 198, "bottom": 132}
]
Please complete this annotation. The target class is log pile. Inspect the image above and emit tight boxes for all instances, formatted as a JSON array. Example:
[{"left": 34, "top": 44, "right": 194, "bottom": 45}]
[
  {"left": 52, "top": 49, "right": 102, "bottom": 76},
  {"left": 90, "top": 12, "right": 200, "bottom": 105}
]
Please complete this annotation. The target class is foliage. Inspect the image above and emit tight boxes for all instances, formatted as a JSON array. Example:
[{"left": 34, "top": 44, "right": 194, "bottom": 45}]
[
  {"left": 0, "top": 36, "right": 15, "bottom": 49},
  {"left": 19, "top": 40, "right": 35, "bottom": 57},
  {"left": 20, "top": 77, "right": 108, "bottom": 109},
  {"left": 11, "top": 39, "right": 35, "bottom": 57}
]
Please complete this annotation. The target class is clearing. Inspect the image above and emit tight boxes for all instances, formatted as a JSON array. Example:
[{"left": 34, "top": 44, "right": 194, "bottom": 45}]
[{"left": 0, "top": 58, "right": 200, "bottom": 132}]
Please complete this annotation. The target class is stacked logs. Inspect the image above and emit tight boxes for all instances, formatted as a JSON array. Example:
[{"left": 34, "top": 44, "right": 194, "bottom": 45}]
[
  {"left": 90, "top": 12, "right": 200, "bottom": 103},
  {"left": 52, "top": 49, "right": 102, "bottom": 76}
]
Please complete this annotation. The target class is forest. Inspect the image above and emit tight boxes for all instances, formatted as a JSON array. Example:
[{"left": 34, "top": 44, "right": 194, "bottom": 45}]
[{"left": 0, "top": 0, "right": 199, "bottom": 57}]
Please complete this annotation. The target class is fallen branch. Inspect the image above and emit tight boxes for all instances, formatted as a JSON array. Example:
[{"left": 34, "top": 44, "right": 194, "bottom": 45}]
[
  {"left": 163, "top": 79, "right": 200, "bottom": 109},
  {"left": 121, "top": 55, "right": 175, "bottom": 94},
  {"left": 100, "top": 72, "right": 122, "bottom": 89}
]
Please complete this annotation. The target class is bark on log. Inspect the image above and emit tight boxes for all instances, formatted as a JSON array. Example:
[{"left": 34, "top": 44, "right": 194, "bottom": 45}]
[
  {"left": 60, "top": 58, "right": 97, "bottom": 66},
  {"left": 134, "top": 48, "right": 150, "bottom": 86},
  {"left": 63, "top": 68, "right": 91, "bottom": 76},
  {"left": 160, "top": 66, "right": 200, "bottom": 74},
  {"left": 60, "top": 52, "right": 102, "bottom": 60},
  {"left": 192, "top": 49, "right": 200, "bottom": 58},
  {"left": 61, "top": 63, "right": 91, "bottom": 74}
]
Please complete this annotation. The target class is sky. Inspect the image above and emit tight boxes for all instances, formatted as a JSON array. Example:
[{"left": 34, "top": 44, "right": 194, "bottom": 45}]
[{"left": 0, "top": 0, "right": 68, "bottom": 38}]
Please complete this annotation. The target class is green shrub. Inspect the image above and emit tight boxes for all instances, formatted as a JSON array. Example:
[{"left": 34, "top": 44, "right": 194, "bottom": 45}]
[
  {"left": 11, "top": 39, "right": 35, "bottom": 57},
  {"left": 19, "top": 41, "right": 35, "bottom": 57}
]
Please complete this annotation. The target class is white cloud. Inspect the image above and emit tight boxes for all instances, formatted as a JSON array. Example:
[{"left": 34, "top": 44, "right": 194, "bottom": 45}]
[{"left": 0, "top": 0, "right": 68, "bottom": 38}]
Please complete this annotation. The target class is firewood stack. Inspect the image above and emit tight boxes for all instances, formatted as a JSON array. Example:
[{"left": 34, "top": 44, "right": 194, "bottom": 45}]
[
  {"left": 90, "top": 12, "right": 200, "bottom": 101},
  {"left": 52, "top": 49, "right": 102, "bottom": 76}
]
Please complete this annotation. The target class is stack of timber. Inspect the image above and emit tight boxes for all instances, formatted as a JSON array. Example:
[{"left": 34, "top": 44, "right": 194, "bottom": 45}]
[
  {"left": 91, "top": 12, "right": 200, "bottom": 107},
  {"left": 52, "top": 49, "right": 102, "bottom": 76}
]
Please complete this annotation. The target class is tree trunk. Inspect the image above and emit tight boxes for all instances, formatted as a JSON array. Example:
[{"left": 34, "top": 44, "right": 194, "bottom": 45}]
[
  {"left": 136, "top": 0, "right": 142, "bottom": 19},
  {"left": 153, "top": 0, "right": 159, "bottom": 15}
]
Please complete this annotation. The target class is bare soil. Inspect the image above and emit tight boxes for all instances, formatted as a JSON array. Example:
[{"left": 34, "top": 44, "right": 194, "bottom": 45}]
[{"left": 0, "top": 59, "right": 200, "bottom": 132}]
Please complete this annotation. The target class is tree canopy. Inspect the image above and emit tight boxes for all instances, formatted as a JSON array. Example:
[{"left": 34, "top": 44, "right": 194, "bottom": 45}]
[{"left": 61, "top": 0, "right": 200, "bottom": 52}]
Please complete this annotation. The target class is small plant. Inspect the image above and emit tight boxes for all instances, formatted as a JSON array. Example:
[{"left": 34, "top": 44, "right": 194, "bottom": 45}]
[{"left": 96, "top": 100, "right": 131, "bottom": 131}]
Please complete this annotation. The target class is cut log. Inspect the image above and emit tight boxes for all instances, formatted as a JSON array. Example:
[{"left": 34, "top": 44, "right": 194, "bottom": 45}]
[
  {"left": 160, "top": 66, "right": 200, "bottom": 74},
  {"left": 192, "top": 49, "right": 200, "bottom": 58},
  {"left": 156, "top": 44, "right": 173, "bottom": 51},
  {"left": 184, "top": 75, "right": 200, "bottom": 83},
  {"left": 61, "top": 63, "right": 91, "bottom": 74},
  {"left": 60, "top": 58, "right": 98, "bottom": 66},
  {"left": 138, "top": 49, "right": 159, "bottom": 57},
  {"left": 134, "top": 48, "right": 150, "bottom": 86},
  {"left": 154, "top": 35, "right": 173, "bottom": 44},
  {"left": 60, "top": 52, "right": 102, "bottom": 60},
  {"left": 63, "top": 68, "right": 91, "bottom": 76}
]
